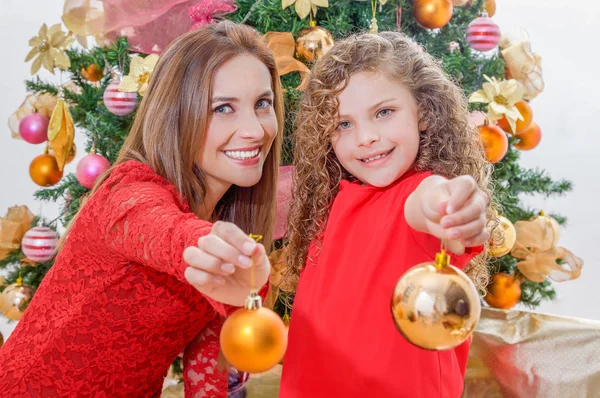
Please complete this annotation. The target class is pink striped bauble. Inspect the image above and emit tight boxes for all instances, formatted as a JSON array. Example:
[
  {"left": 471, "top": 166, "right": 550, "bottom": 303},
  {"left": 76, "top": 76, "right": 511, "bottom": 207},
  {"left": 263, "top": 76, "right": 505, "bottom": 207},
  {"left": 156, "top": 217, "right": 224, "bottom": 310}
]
[
  {"left": 103, "top": 80, "right": 138, "bottom": 116},
  {"left": 466, "top": 16, "right": 501, "bottom": 52},
  {"left": 21, "top": 226, "right": 58, "bottom": 263}
]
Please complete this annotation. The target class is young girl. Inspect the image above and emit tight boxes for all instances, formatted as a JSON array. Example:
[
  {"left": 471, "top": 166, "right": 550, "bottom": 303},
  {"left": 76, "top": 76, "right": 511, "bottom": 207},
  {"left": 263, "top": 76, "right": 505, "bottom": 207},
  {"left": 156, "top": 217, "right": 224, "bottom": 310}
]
[
  {"left": 0, "top": 21, "right": 281, "bottom": 396},
  {"left": 280, "top": 32, "right": 495, "bottom": 397}
]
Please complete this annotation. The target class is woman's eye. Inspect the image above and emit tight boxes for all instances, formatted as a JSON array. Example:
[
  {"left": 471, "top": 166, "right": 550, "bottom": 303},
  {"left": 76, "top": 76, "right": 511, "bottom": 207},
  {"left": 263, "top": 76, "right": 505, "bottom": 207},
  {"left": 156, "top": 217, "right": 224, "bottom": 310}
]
[
  {"left": 256, "top": 99, "right": 273, "bottom": 109},
  {"left": 213, "top": 104, "right": 233, "bottom": 114}
]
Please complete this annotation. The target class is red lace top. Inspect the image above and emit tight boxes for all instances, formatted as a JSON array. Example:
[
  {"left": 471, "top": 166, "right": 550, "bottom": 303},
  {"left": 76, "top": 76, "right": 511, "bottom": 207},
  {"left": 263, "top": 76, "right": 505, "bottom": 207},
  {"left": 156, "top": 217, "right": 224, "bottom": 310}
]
[{"left": 0, "top": 161, "right": 265, "bottom": 397}]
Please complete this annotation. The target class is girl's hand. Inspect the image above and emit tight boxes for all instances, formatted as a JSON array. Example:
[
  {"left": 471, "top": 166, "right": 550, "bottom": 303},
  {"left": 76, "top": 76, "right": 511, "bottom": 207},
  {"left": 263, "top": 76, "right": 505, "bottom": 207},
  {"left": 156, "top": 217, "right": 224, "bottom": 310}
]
[{"left": 406, "top": 175, "right": 490, "bottom": 254}]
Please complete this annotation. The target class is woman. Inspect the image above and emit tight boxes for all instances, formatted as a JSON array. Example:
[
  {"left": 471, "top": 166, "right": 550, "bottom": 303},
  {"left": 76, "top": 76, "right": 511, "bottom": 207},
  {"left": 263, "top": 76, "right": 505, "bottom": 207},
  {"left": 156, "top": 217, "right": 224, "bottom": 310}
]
[{"left": 0, "top": 21, "right": 281, "bottom": 397}]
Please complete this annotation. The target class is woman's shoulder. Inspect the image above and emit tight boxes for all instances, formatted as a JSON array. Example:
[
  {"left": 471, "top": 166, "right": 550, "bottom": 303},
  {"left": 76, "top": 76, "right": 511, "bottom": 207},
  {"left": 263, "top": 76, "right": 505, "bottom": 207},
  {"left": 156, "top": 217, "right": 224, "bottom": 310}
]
[{"left": 99, "top": 160, "right": 190, "bottom": 211}]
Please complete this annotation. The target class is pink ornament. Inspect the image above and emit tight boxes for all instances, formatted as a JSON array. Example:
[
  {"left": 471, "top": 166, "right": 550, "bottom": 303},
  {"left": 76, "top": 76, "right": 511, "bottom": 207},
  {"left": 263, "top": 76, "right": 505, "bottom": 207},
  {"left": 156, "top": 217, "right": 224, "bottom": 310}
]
[
  {"left": 466, "top": 15, "right": 501, "bottom": 52},
  {"left": 19, "top": 113, "right": 49, "bottom": 144},
  {"left": 22, "top": 224, "right": 58, "bottom": 262},
  {"left": 103, "top": 80, "right": 138, "bottom": 116},
  {"left": 76, "top": 152, "right": 111, "bottom": 189},
  {"left": 188, "top": 0, "right": 237, "bottom": 31}
]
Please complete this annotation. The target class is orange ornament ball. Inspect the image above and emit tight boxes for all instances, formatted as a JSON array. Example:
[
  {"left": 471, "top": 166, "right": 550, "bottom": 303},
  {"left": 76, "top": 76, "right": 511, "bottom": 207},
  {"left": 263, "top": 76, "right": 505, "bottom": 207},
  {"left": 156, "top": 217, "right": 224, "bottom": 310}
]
[
  {"left": 220, "top": 305, "right": 288, "bottom": 373},
  {"left": 479, "top": 124, "right": 508, "bottom": 163},
  {"left": 498, "top": 100, "right": 533, "bottom": 134},
  {"left": 29, "top": 153, "right": 63, "bottom": 187},
  {"left": 514, "top": 122, "right": 542, "bottom": 151},
  {"left": 81, "top": 64, "right": 104, "bottom": 82},
  {"left": 484, "top": 273, "right": 522, "bottom": 309},
  {"left": 413, "top": 0, "right": 454, "bottom": 30}
]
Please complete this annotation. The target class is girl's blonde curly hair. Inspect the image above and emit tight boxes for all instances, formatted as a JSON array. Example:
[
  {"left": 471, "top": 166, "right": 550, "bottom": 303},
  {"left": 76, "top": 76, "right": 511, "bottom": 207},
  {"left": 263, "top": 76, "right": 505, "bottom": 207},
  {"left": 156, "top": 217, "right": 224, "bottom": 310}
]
[{"left": 284, "top": 31, "right": 497, "bottom": 292}]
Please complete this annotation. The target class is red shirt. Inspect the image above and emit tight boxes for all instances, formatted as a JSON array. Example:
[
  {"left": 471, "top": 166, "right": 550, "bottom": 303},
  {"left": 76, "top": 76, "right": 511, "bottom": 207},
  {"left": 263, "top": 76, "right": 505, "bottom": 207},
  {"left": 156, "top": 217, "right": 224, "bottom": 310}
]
[
  {"left": 280, "top": 170, "right": 482, "bottom": 398},
  {"left": 0, "top": 161, "right": 265, "bottom": 397}
]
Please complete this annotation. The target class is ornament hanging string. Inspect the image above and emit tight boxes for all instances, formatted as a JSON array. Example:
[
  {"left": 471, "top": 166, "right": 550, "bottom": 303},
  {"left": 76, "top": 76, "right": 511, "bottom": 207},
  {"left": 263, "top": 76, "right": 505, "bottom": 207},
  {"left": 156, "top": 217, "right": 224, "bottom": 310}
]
[
  {"left": 396, "top": 1, "right": 403, "bottom": 31},
  {"left": 370, "top": 0, "right": 379, "bottom": 33},
  {"left": 248, "top": 233, "right": 263, "bottom": 293}
]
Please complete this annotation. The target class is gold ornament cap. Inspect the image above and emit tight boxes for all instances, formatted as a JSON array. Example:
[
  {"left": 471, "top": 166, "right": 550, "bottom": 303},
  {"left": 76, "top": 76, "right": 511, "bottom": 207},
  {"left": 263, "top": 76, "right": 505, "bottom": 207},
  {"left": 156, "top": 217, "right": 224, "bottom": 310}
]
[
  {"left": 435, "top": 250, "right": 450, "bottom": 269},
  {"left": 245, "top": 291, "right": 262, "bottom": 310}
]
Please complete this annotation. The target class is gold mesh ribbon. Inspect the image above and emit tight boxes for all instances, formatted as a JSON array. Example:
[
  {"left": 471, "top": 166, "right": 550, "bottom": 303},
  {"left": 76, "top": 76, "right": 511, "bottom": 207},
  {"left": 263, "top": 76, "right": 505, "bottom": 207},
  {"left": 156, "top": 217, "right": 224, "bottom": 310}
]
[
  {"left": 264, "top": 32, "right": 310, "bottom": 91},
  {"left": 465, "top": 308, "right": 600, "bottom": 397},
  {"left": 0, "top": 206, "right": 35, "bottom": 261}
]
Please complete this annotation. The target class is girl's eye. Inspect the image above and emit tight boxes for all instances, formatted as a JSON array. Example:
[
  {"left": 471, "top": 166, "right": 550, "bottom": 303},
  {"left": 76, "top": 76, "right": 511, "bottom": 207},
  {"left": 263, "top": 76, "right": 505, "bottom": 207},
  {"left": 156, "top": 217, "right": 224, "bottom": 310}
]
[
  {"left": 337, "top": 121, "right": 352, "bottom": 130},
  {"left": 213, "top": 104, "right": 233, "bottom": 114},
  {"left": 377, "top": 109, "right": 393, "bottom": 118}
]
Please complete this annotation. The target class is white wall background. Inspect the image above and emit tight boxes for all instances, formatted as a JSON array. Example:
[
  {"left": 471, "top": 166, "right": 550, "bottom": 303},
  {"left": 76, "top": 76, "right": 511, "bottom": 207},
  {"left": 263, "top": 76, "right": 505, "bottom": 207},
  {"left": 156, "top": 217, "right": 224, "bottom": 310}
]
[{"left": 0, "top": 0, "right": 598, "bottom": 341}]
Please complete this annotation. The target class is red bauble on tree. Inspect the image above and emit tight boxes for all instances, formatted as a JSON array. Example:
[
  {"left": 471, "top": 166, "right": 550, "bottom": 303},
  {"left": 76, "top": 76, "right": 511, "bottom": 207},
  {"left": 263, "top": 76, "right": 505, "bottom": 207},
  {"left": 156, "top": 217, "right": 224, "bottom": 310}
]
[
  {"left": 466, "top": 13, "right": 501, "bottom": 52},
  {"left": 103, "top": 80, "right": 138, "bottom": 116},
  {"left": 22, "top": 222, "right": 59, "bottom": 263}
]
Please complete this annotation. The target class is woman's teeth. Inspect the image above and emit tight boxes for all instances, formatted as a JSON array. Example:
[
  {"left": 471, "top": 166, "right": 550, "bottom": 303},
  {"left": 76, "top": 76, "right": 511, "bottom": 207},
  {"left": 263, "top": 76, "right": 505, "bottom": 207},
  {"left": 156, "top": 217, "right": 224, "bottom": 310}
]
[{"left": 224, "top": 148, "right": 260, "bottom": 159}]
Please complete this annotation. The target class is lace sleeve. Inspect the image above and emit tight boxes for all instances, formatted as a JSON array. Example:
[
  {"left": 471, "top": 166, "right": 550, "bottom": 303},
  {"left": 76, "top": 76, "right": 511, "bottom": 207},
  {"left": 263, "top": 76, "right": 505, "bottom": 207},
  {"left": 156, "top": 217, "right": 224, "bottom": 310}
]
[
  {"left": 183, "top": 317, "right": 228, "bottom": 398},
  {"left": 101, "top": 181, "right": 213, "bottom": 284}
]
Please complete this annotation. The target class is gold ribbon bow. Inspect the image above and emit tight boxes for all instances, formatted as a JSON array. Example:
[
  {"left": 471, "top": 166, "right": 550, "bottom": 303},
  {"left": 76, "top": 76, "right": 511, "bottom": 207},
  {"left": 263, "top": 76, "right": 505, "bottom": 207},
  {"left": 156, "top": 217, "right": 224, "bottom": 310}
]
[
  {"left": 264, "top": 247, "right": 297, "bottom": 309},
  {"left": 511, "top": 213, "right": 583, "bottom": 283},
  {"left": 48, "top": 90, "right": 75, "bottom": 171},
  {"left": 500, "top": 32, "right": 544, "bottom": 100},
  {"left": 264, "top": 32, "right": 310, "bottom": 91},
  {"left": 0, "top": 206, "right": 35, "bottom": 261}
]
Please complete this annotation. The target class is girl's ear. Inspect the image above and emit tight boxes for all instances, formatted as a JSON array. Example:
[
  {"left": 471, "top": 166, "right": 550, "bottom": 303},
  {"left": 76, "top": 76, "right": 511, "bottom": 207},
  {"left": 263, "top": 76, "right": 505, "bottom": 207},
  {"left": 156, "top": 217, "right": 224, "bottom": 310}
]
[{"left": 418, "top": 120, "right": 428, "bottom": 132}]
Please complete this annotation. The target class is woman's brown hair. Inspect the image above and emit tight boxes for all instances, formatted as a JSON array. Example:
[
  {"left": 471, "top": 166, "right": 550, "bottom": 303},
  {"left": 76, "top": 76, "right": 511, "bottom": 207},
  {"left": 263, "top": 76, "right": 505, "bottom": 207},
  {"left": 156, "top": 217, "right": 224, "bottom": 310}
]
[
  {"left": 285, "top": 31, "right": 497, "bottom": 291},
  {"left": 61, "top": 21, "right": 283, "bottom": 250}
]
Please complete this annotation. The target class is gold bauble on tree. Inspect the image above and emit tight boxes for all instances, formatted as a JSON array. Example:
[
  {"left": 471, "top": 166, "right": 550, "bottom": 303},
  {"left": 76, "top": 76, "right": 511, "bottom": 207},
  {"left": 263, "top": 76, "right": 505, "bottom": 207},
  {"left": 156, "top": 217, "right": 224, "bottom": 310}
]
[
  {"left": 391, "top": 249, "right": 481, "bottom": 350},
  {"left": 0, "top": 277, "right": 34, "bottom": 321},
  {"left": 413, "top": 0, "right": 454, "bottom": 30},
  {"left": 220, "top": 292, "right": 288, "bottom": 373},
  {"left": 490, "top": 216, "right": 517, "bottom": 257},
  {"left": 295, "top": 23, "right": 334, "bottom": 63},
  {"left": 29, "top": 149, "right": 63, "bottom": 187}
]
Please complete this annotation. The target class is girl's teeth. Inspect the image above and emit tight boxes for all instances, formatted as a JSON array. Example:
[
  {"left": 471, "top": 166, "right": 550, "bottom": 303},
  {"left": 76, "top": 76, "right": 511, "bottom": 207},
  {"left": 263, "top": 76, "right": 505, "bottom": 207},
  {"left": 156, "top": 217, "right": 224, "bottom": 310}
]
[
  {"left": 362, "top": 150, "right": 391, "bottom": 163},
  {"left": 225, "top": 149, "right": 260, "bottom": 159}
]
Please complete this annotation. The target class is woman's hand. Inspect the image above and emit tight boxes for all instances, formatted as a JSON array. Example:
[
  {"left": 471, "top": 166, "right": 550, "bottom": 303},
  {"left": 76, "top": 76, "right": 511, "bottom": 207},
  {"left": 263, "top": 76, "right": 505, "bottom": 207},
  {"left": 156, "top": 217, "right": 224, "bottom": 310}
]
[{"left": 183, "top": 221, "right": 270, "bottom": 307}]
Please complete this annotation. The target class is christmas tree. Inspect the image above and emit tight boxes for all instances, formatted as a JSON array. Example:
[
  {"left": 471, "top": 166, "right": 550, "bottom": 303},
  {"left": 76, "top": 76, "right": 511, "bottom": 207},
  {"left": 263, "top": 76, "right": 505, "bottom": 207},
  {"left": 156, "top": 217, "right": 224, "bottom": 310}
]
[{"left": 1, "top": 0, "right": 581, "bottom": 327}]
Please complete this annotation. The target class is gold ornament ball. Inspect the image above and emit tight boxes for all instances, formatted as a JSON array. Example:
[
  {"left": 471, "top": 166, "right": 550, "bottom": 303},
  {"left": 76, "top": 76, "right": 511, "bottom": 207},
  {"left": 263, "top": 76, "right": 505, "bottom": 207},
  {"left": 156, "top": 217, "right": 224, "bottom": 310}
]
[
  {"left": 413, "top": 0, "right": 454, "bottom": 30},
  {"left": 0, "top": 282, "right": 34, "bottom": 321},
  {"left": 484, "top": 273, "right": 521, "bottom": 309},
  {"left": 30, "top": 154, "right": 63, "bottom": 187},
  {"left": 295, "top": 26, "right": 335, "bottom": 63},
  {"left": 391, "top": 255, "right": 481, "bottom": 350},
  {"left": 490, "top": 216, "right": 517, "bottom": 257},
  {"left": 220, "top": 305, "right": 288, "bottom": 373}
]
